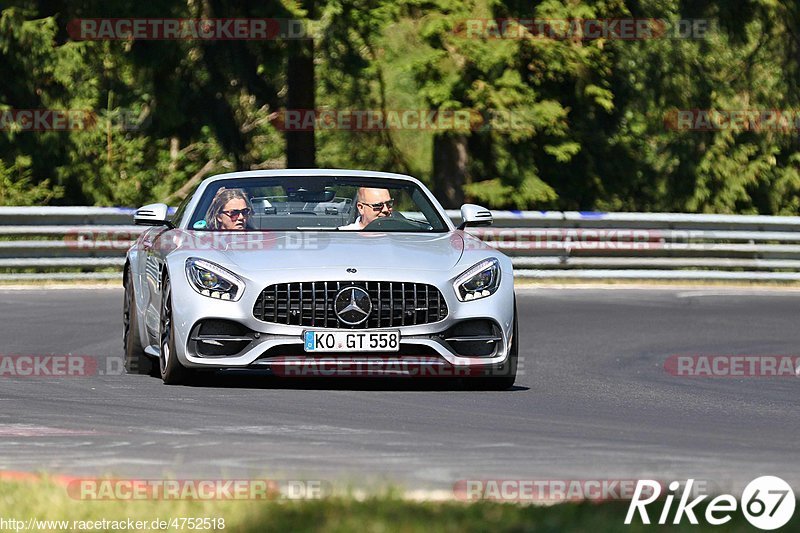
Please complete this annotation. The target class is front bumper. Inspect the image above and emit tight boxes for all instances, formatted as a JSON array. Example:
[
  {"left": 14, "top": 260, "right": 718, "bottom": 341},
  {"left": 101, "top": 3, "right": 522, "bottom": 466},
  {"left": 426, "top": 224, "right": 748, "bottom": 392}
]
[{"left": 168, "top": 268, "right": 516, "bottom": 373}]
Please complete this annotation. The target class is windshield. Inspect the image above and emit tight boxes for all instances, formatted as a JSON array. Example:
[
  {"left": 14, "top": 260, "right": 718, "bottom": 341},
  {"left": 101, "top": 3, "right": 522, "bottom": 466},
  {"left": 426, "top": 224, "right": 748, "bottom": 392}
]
[{"left": 187, "top": 176, "right": 449, "bottom": 232}]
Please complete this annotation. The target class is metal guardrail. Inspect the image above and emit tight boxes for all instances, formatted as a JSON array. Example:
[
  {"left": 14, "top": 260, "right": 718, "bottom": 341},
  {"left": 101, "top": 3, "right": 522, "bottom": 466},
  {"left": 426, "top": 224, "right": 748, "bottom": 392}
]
[{"left": 2, "top": 206, "right": 800, "bottom": 281}]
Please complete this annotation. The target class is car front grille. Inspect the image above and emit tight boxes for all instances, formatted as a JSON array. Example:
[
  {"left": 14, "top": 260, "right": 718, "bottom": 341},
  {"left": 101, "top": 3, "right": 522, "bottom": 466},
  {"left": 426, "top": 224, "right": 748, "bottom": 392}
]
[{"left": 253, "top": 281, "right": 448, "bottom": 328}]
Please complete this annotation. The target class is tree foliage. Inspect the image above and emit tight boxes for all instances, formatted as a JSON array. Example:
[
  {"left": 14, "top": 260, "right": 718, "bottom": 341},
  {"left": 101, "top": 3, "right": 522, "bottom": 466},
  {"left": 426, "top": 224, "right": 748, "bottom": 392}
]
[{"left": 0, "top": 0, "right": 799, "bottom": 213}]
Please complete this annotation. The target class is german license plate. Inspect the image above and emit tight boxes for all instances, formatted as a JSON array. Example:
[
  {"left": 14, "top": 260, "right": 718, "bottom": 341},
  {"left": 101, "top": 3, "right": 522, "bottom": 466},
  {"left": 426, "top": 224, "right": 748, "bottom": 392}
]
[{"left": 303, "top": 330, "right": 400, "bottom": 352}]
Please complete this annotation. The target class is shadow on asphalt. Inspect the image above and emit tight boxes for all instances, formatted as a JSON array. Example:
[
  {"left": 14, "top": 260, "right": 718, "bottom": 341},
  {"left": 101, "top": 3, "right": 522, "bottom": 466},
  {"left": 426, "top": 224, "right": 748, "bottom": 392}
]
[{"left": 163, "top": 370, "right": 529, "bottom": 392}]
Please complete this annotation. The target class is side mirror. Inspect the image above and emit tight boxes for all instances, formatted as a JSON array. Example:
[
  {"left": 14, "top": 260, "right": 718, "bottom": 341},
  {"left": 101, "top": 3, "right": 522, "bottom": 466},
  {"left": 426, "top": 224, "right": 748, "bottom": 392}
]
[
  {"left": 134, "top": 203, "right": 173, "bottom": 228},
  {"left": 457, "top": 204, "right": 493, "bottom": 229}
]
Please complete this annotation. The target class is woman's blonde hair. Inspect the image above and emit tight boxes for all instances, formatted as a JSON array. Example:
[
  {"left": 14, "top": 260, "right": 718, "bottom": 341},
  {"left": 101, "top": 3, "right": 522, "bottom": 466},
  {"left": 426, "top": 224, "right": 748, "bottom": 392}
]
[{"left": 205, "top": 187, "right": 252, "bottom": 230}]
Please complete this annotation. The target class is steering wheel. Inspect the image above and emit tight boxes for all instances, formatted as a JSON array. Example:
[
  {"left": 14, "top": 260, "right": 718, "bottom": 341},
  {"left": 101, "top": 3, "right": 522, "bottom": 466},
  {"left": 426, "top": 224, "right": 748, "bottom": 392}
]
[{"left": 363, "top": 213, "right": 433, "bottom": 231}]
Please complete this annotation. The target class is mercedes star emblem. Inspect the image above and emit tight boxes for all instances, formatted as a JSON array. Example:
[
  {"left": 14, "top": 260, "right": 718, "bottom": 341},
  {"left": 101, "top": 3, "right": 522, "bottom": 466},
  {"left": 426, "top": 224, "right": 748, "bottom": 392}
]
[{"left": 334, "top": 286, "right": 372, "bottom": 325}]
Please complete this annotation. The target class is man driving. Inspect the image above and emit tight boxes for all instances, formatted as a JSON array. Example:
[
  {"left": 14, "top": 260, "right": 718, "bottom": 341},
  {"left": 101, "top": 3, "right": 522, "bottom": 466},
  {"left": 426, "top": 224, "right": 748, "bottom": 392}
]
[{"left": 339, "top": 187, "right": 394, "bottom": 230}]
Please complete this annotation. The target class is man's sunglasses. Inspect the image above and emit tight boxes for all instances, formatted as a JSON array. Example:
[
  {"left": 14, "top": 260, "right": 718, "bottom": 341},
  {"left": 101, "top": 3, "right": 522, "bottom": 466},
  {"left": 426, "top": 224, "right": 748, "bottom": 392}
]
[
  {"left": 359, "top": 199, "right": 394, "bottom": 211},
  {"left": 221, "top": 208, "right": 251, "bottom": 219}
]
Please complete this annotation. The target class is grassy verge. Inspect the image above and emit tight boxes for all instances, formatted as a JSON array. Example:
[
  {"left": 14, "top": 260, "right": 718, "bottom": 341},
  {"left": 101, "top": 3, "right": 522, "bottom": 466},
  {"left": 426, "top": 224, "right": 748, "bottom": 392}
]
[{"left": 0, "top": 479, "right": 794, "bottom": 532}]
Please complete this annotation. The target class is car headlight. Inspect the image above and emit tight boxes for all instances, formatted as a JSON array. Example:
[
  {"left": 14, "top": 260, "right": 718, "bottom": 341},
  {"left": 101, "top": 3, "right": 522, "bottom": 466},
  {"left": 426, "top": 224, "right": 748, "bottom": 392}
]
[
  {"left": 454, "top": 258, "right": 501, "bottom": 301},
  {"left": 185, "top": 258, "right": 244, "bottom": 301}
]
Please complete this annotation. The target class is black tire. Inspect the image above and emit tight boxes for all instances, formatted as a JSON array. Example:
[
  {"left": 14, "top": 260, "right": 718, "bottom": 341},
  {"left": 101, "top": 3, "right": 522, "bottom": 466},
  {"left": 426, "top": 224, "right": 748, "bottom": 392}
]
[
  {"left": 123, "top": 269, "right": 153, "bottom": 375},
  {"left": 472, "top": 301, "right": 518, "bottom": 390},
  {"left": 159, "top": 276, "right": 194, "bottom": 385}
]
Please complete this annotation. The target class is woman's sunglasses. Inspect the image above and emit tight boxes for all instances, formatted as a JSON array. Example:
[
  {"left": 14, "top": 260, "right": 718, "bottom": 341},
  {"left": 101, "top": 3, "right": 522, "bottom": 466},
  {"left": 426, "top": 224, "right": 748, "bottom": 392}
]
[{"left": 221, "top": 208, "right": 251, "bottom": 219}]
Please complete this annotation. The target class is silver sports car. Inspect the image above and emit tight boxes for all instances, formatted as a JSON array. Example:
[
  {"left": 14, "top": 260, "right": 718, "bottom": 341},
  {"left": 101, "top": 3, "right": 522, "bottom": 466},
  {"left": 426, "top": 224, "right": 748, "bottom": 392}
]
[{"left": 124, "top": 169, "right": 517, "bottom": 388}]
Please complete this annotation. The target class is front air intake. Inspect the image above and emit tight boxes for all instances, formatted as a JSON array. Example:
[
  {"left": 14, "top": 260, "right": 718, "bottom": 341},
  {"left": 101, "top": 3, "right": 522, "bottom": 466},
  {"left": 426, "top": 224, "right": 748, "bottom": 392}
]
[
  {"left": 189, "top": 320, "right": 254, "bottom": 357},
  {"left": 253, "top": 281, "right": 448, "bottom": 329}
]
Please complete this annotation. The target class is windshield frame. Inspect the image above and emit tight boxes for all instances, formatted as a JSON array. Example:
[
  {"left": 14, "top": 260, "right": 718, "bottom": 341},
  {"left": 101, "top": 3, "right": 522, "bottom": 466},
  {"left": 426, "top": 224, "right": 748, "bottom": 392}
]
[{"left": 183, "top": 174, "right": 452, "bottom": 233}]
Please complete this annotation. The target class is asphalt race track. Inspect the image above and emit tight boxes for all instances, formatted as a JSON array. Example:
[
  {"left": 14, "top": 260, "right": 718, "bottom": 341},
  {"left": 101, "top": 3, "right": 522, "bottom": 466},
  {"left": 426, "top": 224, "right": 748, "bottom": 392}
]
[{"left": 1, "top": 286, "right": 798, "bottom": 495}]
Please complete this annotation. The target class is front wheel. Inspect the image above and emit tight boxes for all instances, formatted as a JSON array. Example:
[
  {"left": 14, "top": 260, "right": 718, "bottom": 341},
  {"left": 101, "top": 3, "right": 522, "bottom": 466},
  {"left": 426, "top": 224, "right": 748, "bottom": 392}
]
[{"left": 159, "top": 276, "right": 194, "bottom": 385}]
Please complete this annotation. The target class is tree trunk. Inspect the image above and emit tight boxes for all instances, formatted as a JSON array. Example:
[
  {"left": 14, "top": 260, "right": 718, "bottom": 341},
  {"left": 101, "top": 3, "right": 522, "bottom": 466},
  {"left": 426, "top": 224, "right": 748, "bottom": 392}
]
[
  {"left": 286, "top": 2, "right": 316, "bottom": 168},
  {"left": 433, "top": 134, "right": 468, "bottom": 208}
]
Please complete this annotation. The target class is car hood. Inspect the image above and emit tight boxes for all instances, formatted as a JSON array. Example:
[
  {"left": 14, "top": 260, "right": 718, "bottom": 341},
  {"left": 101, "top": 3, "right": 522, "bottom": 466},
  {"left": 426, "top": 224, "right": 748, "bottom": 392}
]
[{"left": 179, "top": 231, "right": 465, "bottom": 272}]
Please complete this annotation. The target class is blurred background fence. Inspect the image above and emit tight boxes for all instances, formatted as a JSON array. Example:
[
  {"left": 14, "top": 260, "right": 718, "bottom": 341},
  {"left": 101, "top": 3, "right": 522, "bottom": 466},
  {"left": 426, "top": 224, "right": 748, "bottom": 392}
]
[{"left": 3, "top": 207, "right": 800, "bottom": 281}]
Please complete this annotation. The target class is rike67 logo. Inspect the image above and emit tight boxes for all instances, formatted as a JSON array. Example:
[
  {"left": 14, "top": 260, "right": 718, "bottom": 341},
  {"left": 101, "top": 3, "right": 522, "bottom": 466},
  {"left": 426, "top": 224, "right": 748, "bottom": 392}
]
[{"left": 625, "top": 476, "right": 795, "bottom": 530}]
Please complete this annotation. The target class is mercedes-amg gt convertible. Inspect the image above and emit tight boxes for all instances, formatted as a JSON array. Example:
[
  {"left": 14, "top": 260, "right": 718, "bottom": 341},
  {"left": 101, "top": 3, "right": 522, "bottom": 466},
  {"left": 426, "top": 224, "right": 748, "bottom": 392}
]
[{"left": 124, "top": 169, "right": 517, "bottom": 388}]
